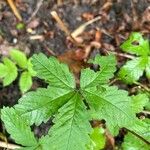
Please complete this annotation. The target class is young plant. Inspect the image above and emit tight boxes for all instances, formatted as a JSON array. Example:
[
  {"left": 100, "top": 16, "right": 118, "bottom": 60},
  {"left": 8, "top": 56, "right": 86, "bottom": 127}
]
[
  {"left": 118, "top": 32, "right": 150, "bottom": 84},
  {"left": 1, "top": 53, "right": 149, "bottom": 149},
  {"left": 0, "top": 49, "right": 36, "bottom": 93}
]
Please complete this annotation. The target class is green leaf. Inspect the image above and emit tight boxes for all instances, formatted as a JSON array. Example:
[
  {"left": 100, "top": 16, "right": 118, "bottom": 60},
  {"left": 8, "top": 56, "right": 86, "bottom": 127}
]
[
  {"left": 81, "top": 54, "right": 116, "bottom": 89},
  {"left": 32, "top": 53, "right": 75, "bottom": 89},
  {"left": 120, "top": 32, "right": 149, "bottom": 56},
  {"left": 145, "top": 57, "right": 150, "bottom": 78},
  {"left": 1, "top": 107, "right": 37, "bottom": 147},
  {"left": 40, "top": 93, "right": 92, "bottom": 150},
  {"left": 27, "top": 58, "right": 36, "bottom": 76},
  {"left": 82, "top": 86, "right": 135, "bottom": 135},
  {"left": 122, "top": 132, "right": 150, "bottom": 150},
  {"left": 15, "top": 87, "right": 75, "bottom": 125},
  {"left": 19, "top": 71, "right": 32, "bottom": 93},
  {"left": 2, "top": 58, "right": 18, "bottom": 86},
  {"left": 128, "top": 119, "right": 150, "bottom": 142},
  {"left": 10, "top": 49, "right": 28, "bottom": 68},
  {"left": 122, "top": 119, "right": 150, "bottom": 150},
  {"left": 131, "top": 94, "right": 149, "bottom": 113},
  {"left": 0, "top": 63, "right": 8, "bottom": 78},
  {"left": 118, "top": 57, "right": 147, "bottom": 84},
  {"left": 87, "top": 127, "right": 106, "bottom": 150}
]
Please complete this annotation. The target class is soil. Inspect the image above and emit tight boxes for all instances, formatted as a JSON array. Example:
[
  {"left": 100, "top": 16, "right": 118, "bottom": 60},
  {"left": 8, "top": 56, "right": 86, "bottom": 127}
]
[{"left": 0, "top": 0, "right": 150, "bottom": 149}]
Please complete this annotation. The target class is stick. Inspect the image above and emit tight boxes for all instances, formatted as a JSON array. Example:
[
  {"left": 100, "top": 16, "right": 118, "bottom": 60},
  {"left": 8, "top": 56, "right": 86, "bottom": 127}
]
[
  {"left": 71, "top": 16, "right": 101, "bottom": 38},
  {"left": 27, "top": 0, "right": 44, "bottom": 22},
  {"left": 0, "top": 141, "right": 21, "bottom": 149},
  {"left": 50, "top": 11, "right": 84, "bottom": 47},
  {"left": 6, "top": 0, "right": 22, "bottom": 21}
]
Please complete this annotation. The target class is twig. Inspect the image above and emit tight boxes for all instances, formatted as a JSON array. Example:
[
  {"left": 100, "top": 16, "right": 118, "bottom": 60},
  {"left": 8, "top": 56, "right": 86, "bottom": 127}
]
[
  {"left": 134, "top": 82, "right": 150, "bottom": 92},
  {"left": 27, "top": 0, "right": 44, "bottom": 22},
  {"left": 106, "top": 50, "right": 135, "bottom": 59},
  {"left": 50, "top": 11, "right": 83, "bottom": 47},
  {"left": 142, "top": 110, "right": 150, "bottom": 115},
  {"left": 71, "top": 16, "right": 101, "bottom": 38},
  {"left": 109, "top": 78, "right": 118, "bottom": 85},
  {"left": 6, "top": 0, "right": 22, "bottom": 21},
  {"left": 124, "top": 128, "right": 150, "bottom": 145},
  {"left": 0, "top": 141, "right": 21, "bottom": 149}
]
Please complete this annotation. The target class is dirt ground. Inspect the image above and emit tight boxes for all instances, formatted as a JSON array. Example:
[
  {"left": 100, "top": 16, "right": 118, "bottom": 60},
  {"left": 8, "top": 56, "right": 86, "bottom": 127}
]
[{"left": 0, "top": 0, "right": 150, "bottom": 149}]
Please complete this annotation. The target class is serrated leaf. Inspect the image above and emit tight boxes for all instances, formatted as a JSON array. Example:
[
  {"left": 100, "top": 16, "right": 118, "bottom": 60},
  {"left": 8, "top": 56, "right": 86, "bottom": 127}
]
[
  {"left": 32, "top": 53, "right": 75, "bottom": 89},
  {"left": 15, "top": 87, "right": 75, "bottom": 125},
  {"left": 122, "top": 133, "right": 150, "bottom": 150},
  {"left": 81, "top": 54, "right": 116, "bottom": 89},
  {"left": 0, "top": 63, "right": 8, "bottom": 78},
  {"left": 19, "top": 71, "right": 32, "bottom": 93},
  {"left": 145, "top": 57, "right": 150, "bottom": 78},
  {"left": 10, "top": 49, "right": 28, "bottom": 68},
  {"left": 27, "top": 58, "right": 36, "bottom": 76},
  {"left": 131, "top": 94, "right": 149, "bottom": 113},
  {"left": 122, "top": 119, "right": 150, "bottom": 150},
  {"left": 118, "top": 57, "right": 147, "bottom": 84},
  {"left": 128, "top": 119, "right": 150, "bottom": 142},
  {"left": 87, "top": 127, "right": 106, "bottom": 150},
  {"left": 40, "top": 93, "right": 92, "bottom": 150},
  {"left": 120, "top": 32, "right": 149, "bottom": 56},
  {"left": 1, "top": 107, "right": 37, "bottom": 147},
  {"left": 2, "top": 58, "right": 18, "bottom": 86},
  {"left": 82, "top": 86, "right": 135, "bottom": 135}
]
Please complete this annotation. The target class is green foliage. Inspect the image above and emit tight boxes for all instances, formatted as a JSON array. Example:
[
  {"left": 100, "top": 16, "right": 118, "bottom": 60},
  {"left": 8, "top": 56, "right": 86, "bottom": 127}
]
[
  {"left": 32, "top": 53, "right": 75, "bottom": 89},
  {"left": 131, "top": 93, "right": 149, "bottom": 113},
  {"left": 0, "top": 57, "right": 17, "bottom": 86},
  {"left": 10, "top": 49, "right": 27, "bottom": 68},
  {"left": 1, "top": 53, "right": 149, "bottom": 149},
  {"left": 0, "top": 49, "right": 36, "bottom": 93},
  {"left": 118, "top": 32, "right": 150, "bottom": 84},
  {"left": 87, "top": 127, "right": 106, "bottom": 150},
  {"left": 1, "top": 107, "right": 38, "bottom": 147},
  {"left": 81, "top": 54, "right": 116, "bottom": 88},
  {"left": 122, "top": 119, "right": 150, "bottom": 150}
]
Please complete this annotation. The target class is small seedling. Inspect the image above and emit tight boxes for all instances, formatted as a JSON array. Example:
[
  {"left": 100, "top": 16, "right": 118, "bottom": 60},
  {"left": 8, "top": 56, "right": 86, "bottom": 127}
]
[
  {"left": 0, "top": 49, "right": 36, "bottom": 93},
  {"left": 118, "top": 32, "right": 150, "bottom": 84},
  {"left": 1, "top": 53, "right": 149, "bottom": 149}
]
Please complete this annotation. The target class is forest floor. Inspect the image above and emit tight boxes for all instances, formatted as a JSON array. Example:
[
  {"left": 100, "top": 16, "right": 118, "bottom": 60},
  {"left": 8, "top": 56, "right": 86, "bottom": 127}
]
[{"left": 0, "top": 0, "right": 150, "bottom": 149}]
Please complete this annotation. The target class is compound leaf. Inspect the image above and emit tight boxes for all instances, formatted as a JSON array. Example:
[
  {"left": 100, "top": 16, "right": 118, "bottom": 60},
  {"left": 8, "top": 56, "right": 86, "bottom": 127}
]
[
  {"left": 32, "top": 53, "right": 75, "bottom": 89},
  {"left": 40, "top": 93, "right": 92, "bottom": 150},
  {"left": 19, "top": 71, "right": 32, "bottom": 93},
  {"left": 83, "top": 86, "right": 135, "bottom": 135},
  {"left": 81, "top": 54, "right": 116, "bottom": 89},
  {"left": 15, "top": 87, "right": 75, "bottom": 125},
  {"left": 1, "top": 107, "right": 37, "bottom": 147},
  {"left": 10, "top": 49, "right": 28, "bottom": 69}
]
